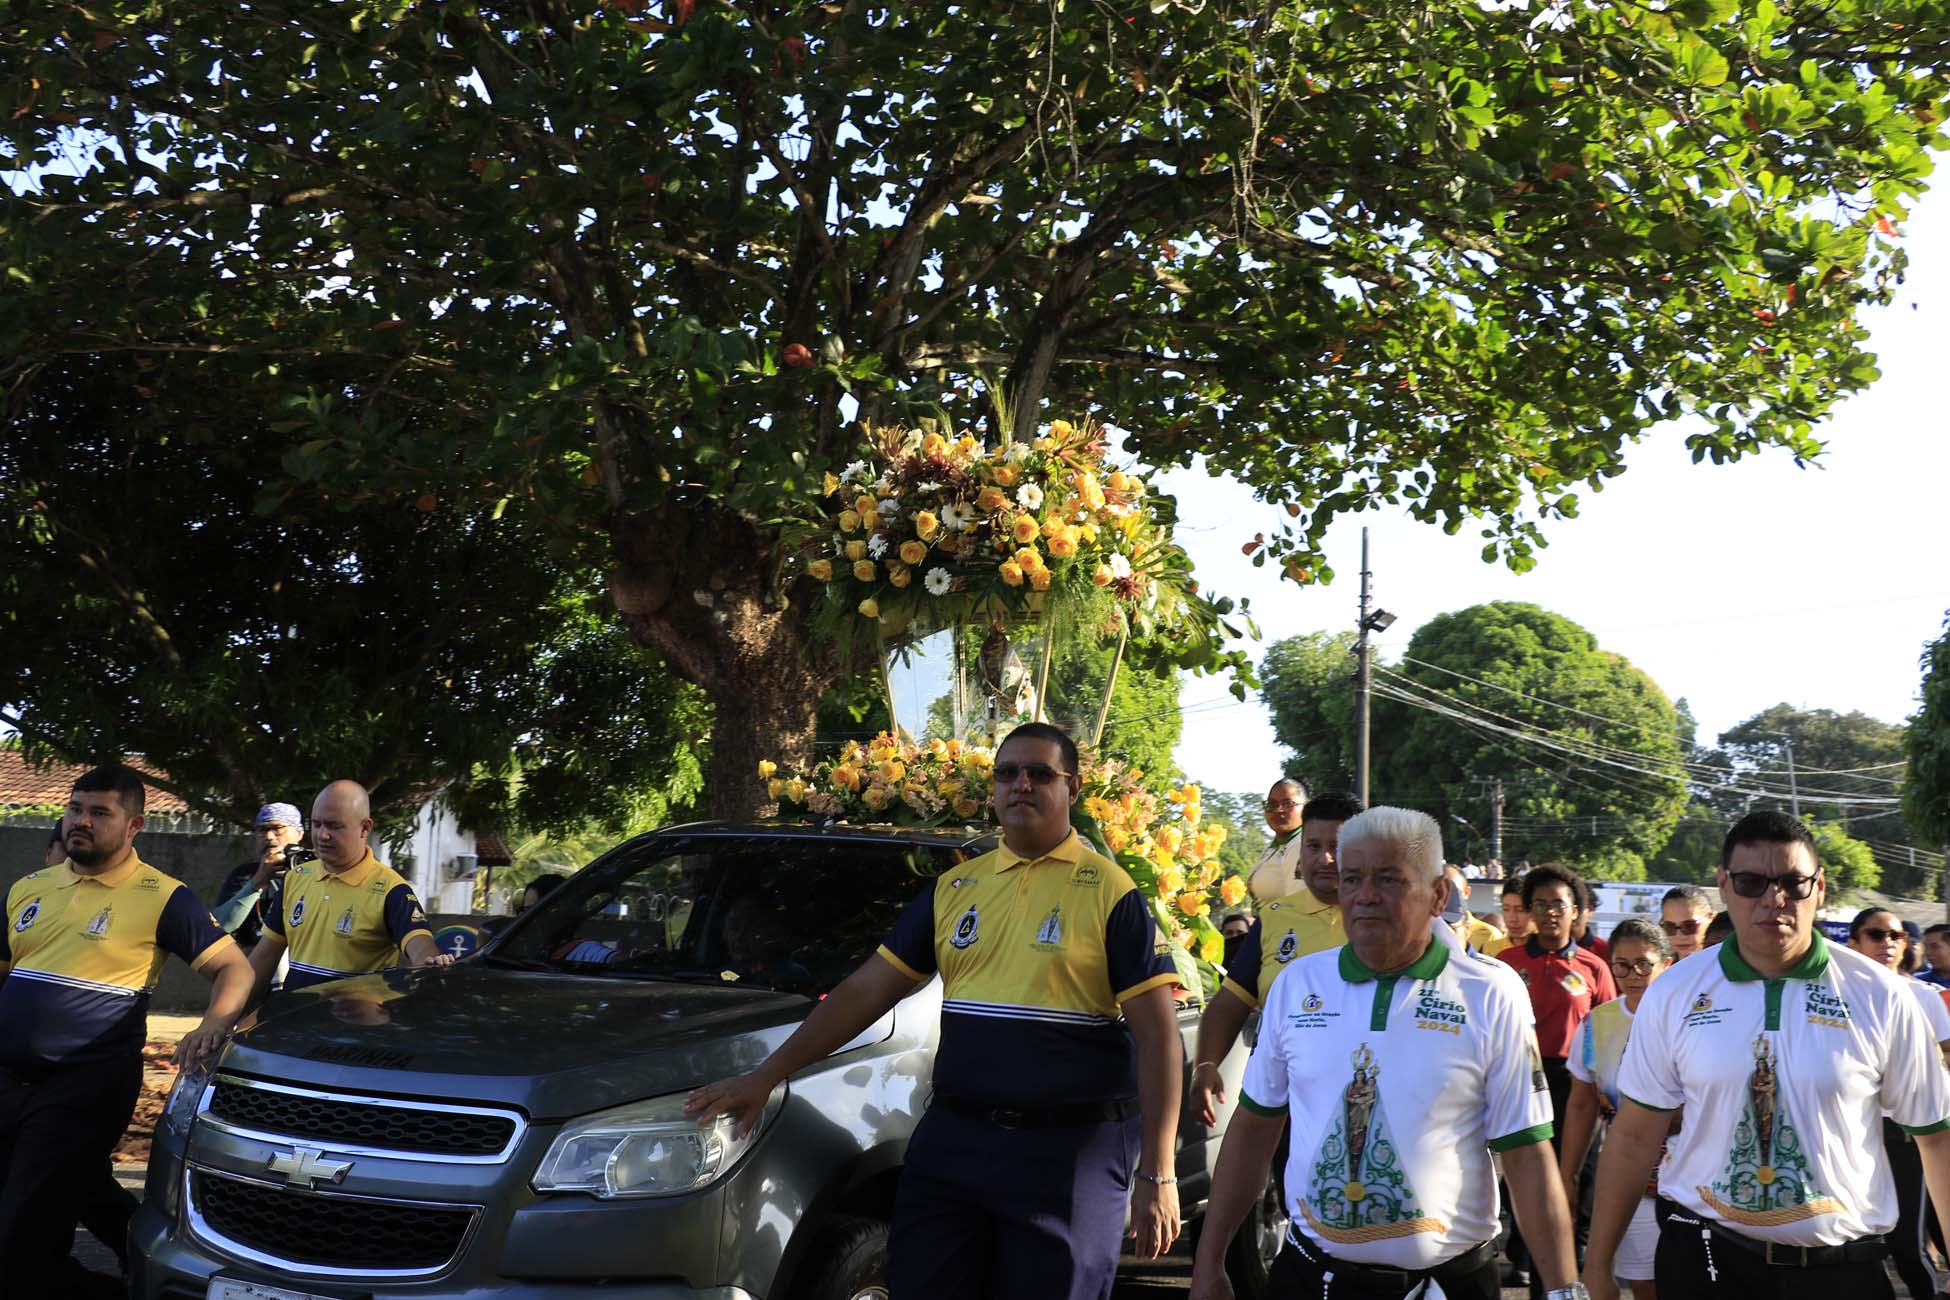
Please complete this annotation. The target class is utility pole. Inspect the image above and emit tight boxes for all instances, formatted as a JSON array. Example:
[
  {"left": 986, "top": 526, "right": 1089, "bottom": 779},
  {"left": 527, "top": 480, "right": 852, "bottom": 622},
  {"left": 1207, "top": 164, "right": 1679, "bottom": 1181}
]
[
  {"left": 1490, "top": 776, "right": 1504, "bottom": 864},
  {"left": 1354, "top": 528, "right": 1373, "bottom": 808},
  {"left": 1784, "top": 737, "right": 1800, "bottom": 819}
]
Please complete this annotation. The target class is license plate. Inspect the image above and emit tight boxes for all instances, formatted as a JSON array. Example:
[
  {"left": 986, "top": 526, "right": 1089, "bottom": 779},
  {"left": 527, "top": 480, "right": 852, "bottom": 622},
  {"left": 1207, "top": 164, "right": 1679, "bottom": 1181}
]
[{"left": 206, "top": 1282, "right": 339, "bottom": 1300}]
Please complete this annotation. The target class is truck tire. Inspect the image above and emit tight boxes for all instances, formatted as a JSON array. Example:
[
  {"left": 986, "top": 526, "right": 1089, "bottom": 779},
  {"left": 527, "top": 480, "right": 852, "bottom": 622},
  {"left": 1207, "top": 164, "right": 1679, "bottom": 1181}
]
[
  {"left": 801, "top": 1214, "right": 890, "bottom": 1300},
  {"left": 1221, "top": 1174, "right": 1289, "bottom": 1300}
]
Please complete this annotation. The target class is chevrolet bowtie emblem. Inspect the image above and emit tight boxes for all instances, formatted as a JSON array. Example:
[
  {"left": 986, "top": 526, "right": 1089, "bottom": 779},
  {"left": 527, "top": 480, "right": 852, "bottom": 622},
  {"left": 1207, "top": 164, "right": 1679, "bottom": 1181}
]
[{"left": 266, "top": 1146, "right": 352, "bottom": 1190}]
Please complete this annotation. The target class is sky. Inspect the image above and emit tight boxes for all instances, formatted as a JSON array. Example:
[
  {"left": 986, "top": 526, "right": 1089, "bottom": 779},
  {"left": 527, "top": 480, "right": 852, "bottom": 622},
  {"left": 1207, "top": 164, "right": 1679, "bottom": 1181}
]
[{"left": 1163, "top": 185, "right": 1950, "bottom": 797}]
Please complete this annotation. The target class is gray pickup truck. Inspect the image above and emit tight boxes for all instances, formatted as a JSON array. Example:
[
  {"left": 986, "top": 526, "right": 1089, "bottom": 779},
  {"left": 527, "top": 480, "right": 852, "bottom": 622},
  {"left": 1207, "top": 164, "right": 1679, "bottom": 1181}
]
[{"left": 132, "top": 821, "right": 1281, "bottom": 1300}]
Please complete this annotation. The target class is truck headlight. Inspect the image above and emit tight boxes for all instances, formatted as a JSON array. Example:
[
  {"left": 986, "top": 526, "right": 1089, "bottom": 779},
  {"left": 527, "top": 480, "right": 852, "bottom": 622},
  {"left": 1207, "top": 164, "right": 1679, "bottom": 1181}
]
[
  {"left": 532, "top": 1087, "right": 785, "bottom": 1199},
  {"left": 159, "top": 1053, "right": 215, "bottom": 1147}
]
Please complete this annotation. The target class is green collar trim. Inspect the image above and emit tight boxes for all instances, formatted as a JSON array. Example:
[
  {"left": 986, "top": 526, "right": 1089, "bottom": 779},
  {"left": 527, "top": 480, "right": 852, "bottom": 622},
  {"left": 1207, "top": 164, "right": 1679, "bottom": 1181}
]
[
  {"left": 1271, "top": 828, "right": 1299, "bottom": 848},
  {"left": 1718, "top": 931, "right": 1830, "bottom": 983},
  {"left": 1338, "top": 937, "right": 1449, "bottom": 984}
]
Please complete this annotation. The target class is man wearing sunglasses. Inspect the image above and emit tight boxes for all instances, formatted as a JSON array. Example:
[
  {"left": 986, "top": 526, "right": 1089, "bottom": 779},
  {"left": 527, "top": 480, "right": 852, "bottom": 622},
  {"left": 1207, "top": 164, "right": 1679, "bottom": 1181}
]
[
  {"left": 1583, "top": 811, "right": 1950, "bottom": 1300},
  {"left": 687, "top": 722, "right": 1184, "bottom": 1300},
  {"left": 1658, "top": 884, "right": 1714, "bottom": 962}
]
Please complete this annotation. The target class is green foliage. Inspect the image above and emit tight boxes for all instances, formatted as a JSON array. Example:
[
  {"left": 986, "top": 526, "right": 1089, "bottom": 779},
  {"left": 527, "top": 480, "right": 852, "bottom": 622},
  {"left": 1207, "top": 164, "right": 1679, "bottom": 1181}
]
[
  {"left": 1195, "top": 791, "right": 1272, "bottom": 896},
  {"left": 0, "top": 354, "right": 703, "bottom": 831},
  {"left": 1259, "top": 631, "right": 1360, "bottom": 794},
  {"left": 5, "top": 1, "right": 1944, "bottom": 813},
  {"left": 1567, "top": 843, "right": 1647, "bottom": 884},
  {"left": 1811, "top": 819, "right": 1880, "bottom": 898},
  {"left": 1057, "top": 636, "right": 1183, "bottom": 787},
  {"left": 1647, "top": 809, "right": 1729, "bottom": 884},
  {"left": 1375, "top": 603, "right": 1687, "bottom": 865},
  {"left": 1907, "top": 616, "right": 1950, "bottom": 848}
]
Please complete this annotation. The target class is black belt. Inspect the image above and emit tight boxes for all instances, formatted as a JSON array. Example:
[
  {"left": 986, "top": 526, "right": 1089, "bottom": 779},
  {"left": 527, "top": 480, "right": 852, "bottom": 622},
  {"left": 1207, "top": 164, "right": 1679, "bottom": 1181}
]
[
  {"left": 1288, "top": 1225, "right": 1498, "bottom": 1293},
  {"left": 1656, "top": 1196, "right": 1888, "bottom": 1267},
  {"left": 933, "top": 1094, "right": 1136, "bottom": 1129}
]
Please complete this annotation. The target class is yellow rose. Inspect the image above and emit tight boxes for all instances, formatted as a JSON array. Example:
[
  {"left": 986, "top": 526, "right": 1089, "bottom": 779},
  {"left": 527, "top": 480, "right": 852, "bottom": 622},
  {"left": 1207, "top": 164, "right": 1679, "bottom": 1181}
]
[
  {"left": 878, "top": 760, "right": 906, "bottom": 783},
  {"left": 784, "top": 778, "right": 807, "bottom": 803},
  {"left": 976, "top": 486, "right": 1008, "bottom": 514},
  {"left": 757, "top": 760, "right": 777, "bottom": 779},
  {"left": 1104, "top": 827, "right": 1128, "bottom": 851},
  {"left": 922, "top": 431, "right": 949, "bottom": 456},
  {"left": 1092, "top": 564, "right": 1114, "bottom": 587},
  {"left": 1175, "top": 889, "right": 1208, "bottom": 918},
  {"left": 1080, "top": 523, "right": 1099, "bottom": 544},
  {"left": 955, "top": 435, "right": 979, "bottom": 455},
  {"left": 914, "top": 510, "right": 940, "bottom": 540},
  {"left": 1013, "top": 546, "right": 1045, "bottom": 573},
  {"left": 832, "top": 764, "right": 861, "bottom": 791},
  {"left": 1049, "top": 419, "right": 1075, "bottom": 439},
  {"left": 998, "top": 561, "right": 1024, "bottom": 586},
  {"left": 1157, "top": 867, "right": 1186, "bottom": 896},
  {"left": 1046, "top": 529, "right": 1078, "bottom": 560},
  {"left": 888, "top": 563, "right": 913, "bottom": 588},
  {"left": 844, "top": 540, "right": 868, "bottom": 562},
  {"left": 823, "top": 472, "right": 841, "bottom": 496},
  {"left": 993, "top": 463, "right": 1021, "bottom": 488},
  {"left": 953, "top": 797, "right": 980, "bottom": 819},
  {"left": 807, "top": 558, "right": 834, "bottom": 581},
  {"left": 1108, "top": 471, "right": 1133, "bottom": 493},
  {"left": 862, "top": 786, "right": 891, "bottom": 811},
  {"left": 852, "top": 559, "right": 878, "bottom": 582},
  {"left": 1199, "top": 929, "right": 1224, "bottom": 964},
  {"left": 1219, "top": 875, "right": 1247, "bottom": 907},
  {"left": 899, "top": 540, "right": 927, "bottom": 566},
  {"left": 1034, "top": 436, "right": 1058, "bottom": 452},
  {"left": 838, "top": 509, "right": 861, "bottom": 533},
  {"left": 860, "top": 507, "right": 879, "bottom": 530},
  {"left": 1012, "top": 514, "right": 1040, "bottom": 544},
  {"left": 854, "top": 493, "right": 877, "bottom": 516},
  {"left": 767, "top": 778, "right": 786, "bottom": 799},
  {"left": 1029, "top": 567, "right": 1051, "bottom": 591},
  {"left": 858, "top": 597, "right": 880, "bottom": 619}
]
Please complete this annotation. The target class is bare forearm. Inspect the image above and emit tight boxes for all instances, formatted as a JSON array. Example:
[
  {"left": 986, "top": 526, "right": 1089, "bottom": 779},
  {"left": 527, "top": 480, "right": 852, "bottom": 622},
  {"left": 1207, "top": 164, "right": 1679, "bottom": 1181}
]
[
  {"left": 201, "top": 958, "right": 255, "bottom": 1029},
  {"left": 1194, "top": 990, "right": 1250, "bottom": 1072},
  {"left": 245, "top": 935, "right": 286, "bottom": 1005},
  {"left": 1916, "top": 1131, "right": 1950, "bottom": 1252},
  {"left": 1584, "top": 1112, "right": 1667, "bottom": 1272},
  {"left": 754, "top": 960, "right": 916, "bottom": 1086},
  {"left": 403, "top": 932, "right": 441, "bottom": 965},
  {"left": 1503, "top": 1141, "right": 1577, "bottom": 1289},
  {"left": 1191, "top": 1108, "right": 1285, "bottom": 1271},
  {"left": 1557, "top": 1086, "right": 1600, "bottom": 1186},
  {"left": 1129, "top": 1000, "right": 1184, "bottom": 1175}
]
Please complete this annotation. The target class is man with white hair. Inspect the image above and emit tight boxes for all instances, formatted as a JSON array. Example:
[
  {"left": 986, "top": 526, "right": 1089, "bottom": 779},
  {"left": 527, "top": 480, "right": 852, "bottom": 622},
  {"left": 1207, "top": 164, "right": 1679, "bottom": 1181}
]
[{"left": 1191, "top": 807, "right": 1583, "bottom": 1300}]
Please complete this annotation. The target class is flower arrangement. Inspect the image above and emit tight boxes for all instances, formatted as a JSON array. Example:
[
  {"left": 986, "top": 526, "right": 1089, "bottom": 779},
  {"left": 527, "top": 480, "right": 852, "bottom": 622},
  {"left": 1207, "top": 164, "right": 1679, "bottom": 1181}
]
[
  {"left": 760, "top": 735, "right": 1248, "bottom": 972},
  {"left": 801, "top": 418, "right": 1176, "bottom": 637}
]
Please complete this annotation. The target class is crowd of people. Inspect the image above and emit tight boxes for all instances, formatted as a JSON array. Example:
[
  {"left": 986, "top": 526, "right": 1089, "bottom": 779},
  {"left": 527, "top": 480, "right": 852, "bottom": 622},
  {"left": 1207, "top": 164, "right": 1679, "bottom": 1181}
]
[
  {"left": 7, "top": 737, "right": 1950, "bottom": 1300},
  {"left": 0, "top": 767, "right": 451, "bottom": 1297}
]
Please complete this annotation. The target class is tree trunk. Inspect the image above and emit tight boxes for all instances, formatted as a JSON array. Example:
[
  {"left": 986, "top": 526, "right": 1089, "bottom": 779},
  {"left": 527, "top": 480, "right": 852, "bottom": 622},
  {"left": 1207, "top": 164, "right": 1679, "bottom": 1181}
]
[{"left": 709, "top": 648, "right": 826, "bottom": 820}]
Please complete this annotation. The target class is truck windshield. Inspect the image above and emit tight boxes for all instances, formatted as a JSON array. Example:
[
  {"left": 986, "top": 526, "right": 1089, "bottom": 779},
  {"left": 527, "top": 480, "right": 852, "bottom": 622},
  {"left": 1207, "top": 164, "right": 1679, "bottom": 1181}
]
[{"left": 486, "top": 835, "right": 975, "bottom": 997}]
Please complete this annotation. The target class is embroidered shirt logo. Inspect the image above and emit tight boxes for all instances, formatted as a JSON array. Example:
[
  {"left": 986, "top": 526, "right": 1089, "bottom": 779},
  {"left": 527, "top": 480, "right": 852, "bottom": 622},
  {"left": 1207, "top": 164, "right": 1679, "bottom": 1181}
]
[
  {"left": 336, "top": 907, "right": 357, "bottom": 936},
  {"left": 1693, "top": 993, "right": 1713, "bottom": 1012},
  {"left": 290, "top": 897, "right": 307, "bottom": 926},
  {"left": 82, "top": 905, "right": 112, "bottom": 940},
  {"left": 1276, "top": 931, "right": 1299, "bottom": 964},
  {"left": 1683, "top": 991, "right": 1728, "bottom": 1029},
  {"left": 949, "top": 903, "right": 980, "bottom": 950},
  {"left": 1303, "top": 993, "right": 1325, "bottom": 1013},
  {"left": 14, "top": 899, "right": 41, "bottom": 933},
  {"left": 1032, "top": 905, "right": 1063, "bottom": 947},
  {"left": 1069, "top": 863, "right": 1101, "bottom": 886}
]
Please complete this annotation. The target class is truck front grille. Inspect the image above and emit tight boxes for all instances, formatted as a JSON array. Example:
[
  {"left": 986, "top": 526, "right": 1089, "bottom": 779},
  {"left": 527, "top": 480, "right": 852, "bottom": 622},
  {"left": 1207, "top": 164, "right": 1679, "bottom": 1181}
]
[
  {"left": 206, "top": 1074, "right": 520, "bottom": 1158},
  {"left": 190, "top": 1168, "right": 476, "bottom": 1274}
]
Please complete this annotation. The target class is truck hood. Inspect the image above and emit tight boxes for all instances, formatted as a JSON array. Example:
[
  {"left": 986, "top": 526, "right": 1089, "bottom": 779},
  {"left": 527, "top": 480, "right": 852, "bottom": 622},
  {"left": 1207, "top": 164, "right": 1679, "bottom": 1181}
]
[{"left": 217, "top": 964, "right": 823, "bottom": 1119}]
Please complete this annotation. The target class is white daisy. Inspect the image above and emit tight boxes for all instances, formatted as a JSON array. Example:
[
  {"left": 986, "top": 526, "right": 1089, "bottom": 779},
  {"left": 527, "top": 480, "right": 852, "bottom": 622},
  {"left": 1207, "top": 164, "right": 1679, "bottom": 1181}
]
[
  {"left": 1108, "top": 553, "right": 1132, "bottom": 579},
  {"left": 877, "top": 498, "right": 901, "bottom": 518},
  {"left": 867, "top": 534, "right": 890, "bottom": 558},
  {"left": 1004, "top": 443, "right": 1033, "bottom": 463},
  {"left": 940, "top": 503, "right": 974, "bottom": 532},
  {"left": 1016, "top": 483, "right": 1045, "bottom": 511},
  {"left": 839, "top": 459, "right": 870, "bottom": 484},
  {"left": 918, "top": 480, "right": 942, "bottom": 494},
  {"left": 925, "top": 568, "right": 953, "bottom": 596}
]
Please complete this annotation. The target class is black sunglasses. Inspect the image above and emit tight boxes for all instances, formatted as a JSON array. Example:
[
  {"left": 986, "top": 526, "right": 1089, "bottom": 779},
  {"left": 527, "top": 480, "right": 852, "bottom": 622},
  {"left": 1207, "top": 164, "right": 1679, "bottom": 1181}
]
[
  {"left": 1660, "top": 919, "right": 1703, "bottom": 936},
  {"left": 1725, "top": 870, "right": 1819, "bottom": 900},
  {"left": 1858, "top": 927, "right": 1905, "bottom": 943},
  {"left": 992, "top": 762, "right": 1072, "bottom": 785}
]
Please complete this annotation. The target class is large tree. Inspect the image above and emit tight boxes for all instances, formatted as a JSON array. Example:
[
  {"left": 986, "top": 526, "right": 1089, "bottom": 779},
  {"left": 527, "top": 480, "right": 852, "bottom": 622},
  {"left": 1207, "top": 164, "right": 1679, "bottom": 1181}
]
[
  {"left": 1907, "top": 615, "right": 1950, "bottom": 857},
  {"left": 1258, "top": 630, "right": 1359, "bottom": 796},
  {"left": 0, "top": 353, "right": 705, "bottom": 830},
  {"left": 6, "top": 0, "right": 1945, "bottom": 814}
]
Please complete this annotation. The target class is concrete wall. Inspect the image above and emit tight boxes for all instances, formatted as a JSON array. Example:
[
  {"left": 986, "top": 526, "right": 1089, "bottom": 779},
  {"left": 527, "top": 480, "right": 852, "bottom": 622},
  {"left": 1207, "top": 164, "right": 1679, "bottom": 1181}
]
[{"left": 2, "top": 823, "right": 252, "bottom": 1016}]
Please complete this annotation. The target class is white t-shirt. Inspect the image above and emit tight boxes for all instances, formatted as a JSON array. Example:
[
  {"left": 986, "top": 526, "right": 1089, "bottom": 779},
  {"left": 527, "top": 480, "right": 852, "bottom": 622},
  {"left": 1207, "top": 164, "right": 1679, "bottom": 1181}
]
[
  {"left": 1247, "top": 832, "right": 1304, "bottom": 903},
  {"left": 1617, "top": 935, "right": 1950, "bottom": 1246},
  {"left": 1240, "top": 932, "right": 1553, "bottom": 1269}
]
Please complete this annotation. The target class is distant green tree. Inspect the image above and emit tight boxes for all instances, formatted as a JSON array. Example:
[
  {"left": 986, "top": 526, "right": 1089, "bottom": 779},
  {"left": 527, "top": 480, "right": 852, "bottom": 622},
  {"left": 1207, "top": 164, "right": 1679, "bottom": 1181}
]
[
  {"left": 1647, "top": 810, "right": 1728, "bottom": 884},
  {"left": 1196, "top": 791, "right": 1271, "bottom": 894},
  {"left": 1370, "top": 603, "right": 1687, "bottom": 868},
  {"left": 1259, "top": 631, "right": 1359, "bottom": 795},
  {"left": 1568, "top": 844, "right": 1648, "bottom": 884},
  {"left": 1904, "top": 616, "right": 1950, "bottom": 856},
  {"left": 1811, "top": 819, "right": 1880, "bottom": 898}
]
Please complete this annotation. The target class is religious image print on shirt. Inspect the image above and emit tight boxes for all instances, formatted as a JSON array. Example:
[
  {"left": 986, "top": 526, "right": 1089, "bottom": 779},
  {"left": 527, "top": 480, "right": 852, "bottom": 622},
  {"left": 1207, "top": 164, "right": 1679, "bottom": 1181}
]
[
  {"left": 1702, "top": 1035, "right": 1843, "bottom": 1227},
  {"left": 1301, "top": 1044, "right": 1446, "bottom": 1243}
]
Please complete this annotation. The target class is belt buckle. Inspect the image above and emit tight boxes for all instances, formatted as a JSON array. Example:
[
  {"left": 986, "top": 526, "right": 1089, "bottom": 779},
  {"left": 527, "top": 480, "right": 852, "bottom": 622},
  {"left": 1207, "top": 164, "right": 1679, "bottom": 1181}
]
[{"left": 1764, "top": 1241, "right": 1808, "bottom": 1266}]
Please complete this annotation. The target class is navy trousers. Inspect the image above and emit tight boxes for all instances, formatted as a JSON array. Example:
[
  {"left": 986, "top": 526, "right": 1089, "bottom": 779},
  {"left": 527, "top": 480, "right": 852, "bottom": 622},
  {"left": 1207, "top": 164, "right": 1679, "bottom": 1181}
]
[{"left": 888, "top": 1104, "right": 1141, "bottom": 1300}]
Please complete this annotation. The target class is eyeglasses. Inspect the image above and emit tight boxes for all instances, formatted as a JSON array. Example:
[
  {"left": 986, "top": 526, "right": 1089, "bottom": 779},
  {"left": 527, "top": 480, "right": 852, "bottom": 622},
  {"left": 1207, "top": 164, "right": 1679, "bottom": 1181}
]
[
  {"left": 1660, "top": 919, "right": 1703, "bottom": 936},
  {"left": 1725, "top": 871, "right": 1820, "bottom": 900},
  {"left": 992, "top": 762, "right": 1072, "bottom": 785},
  {"left": 1611, "top": 958, "right": 1662, "bottom": 977},
  {"left": 1858, "top": 927, "right": 1905, "bottom": 943},
  {"left": 1529, "top": 900, "right": 1573, "bottom": 916},
  {"left": 1265, "top": 799, "right": 1300, "bottom": 810}
]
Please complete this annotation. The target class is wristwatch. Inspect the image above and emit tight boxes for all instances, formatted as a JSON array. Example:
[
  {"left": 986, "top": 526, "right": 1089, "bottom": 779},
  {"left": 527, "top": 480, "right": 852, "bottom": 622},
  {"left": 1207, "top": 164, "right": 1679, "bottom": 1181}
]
[{"left": 1544, "top": 1286, "right": 1589, "bottom": 1300}]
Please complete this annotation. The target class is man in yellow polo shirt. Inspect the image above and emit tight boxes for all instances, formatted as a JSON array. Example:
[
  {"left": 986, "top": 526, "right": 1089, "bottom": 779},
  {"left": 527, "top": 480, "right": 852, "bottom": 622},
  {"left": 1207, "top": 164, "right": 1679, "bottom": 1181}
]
[
  {"left": 1190, "top": 792, "right": 1365, "bottom": 1127},
  {"left": 0, "top": 765, "right": 253, "bottom": 1296},
  {"left": 249, "top": 780, "right": 450, "bottom": 995}
]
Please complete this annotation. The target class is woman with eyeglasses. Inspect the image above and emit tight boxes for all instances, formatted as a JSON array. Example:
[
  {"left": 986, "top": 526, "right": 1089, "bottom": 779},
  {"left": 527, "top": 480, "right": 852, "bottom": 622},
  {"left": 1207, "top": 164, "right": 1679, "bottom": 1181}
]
[
  {"left": 1849, "top": 907, "right": 1950, "bottom": 1300},
  {"left": 1557, "top": 918, "right": 1674, "bottom": 1300}
]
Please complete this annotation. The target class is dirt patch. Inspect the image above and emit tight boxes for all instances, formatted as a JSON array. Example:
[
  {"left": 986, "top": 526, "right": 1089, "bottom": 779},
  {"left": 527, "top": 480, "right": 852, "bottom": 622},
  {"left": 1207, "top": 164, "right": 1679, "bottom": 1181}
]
[{"left": 114, "top": 1014, "right": 198, "bottom": 1165}]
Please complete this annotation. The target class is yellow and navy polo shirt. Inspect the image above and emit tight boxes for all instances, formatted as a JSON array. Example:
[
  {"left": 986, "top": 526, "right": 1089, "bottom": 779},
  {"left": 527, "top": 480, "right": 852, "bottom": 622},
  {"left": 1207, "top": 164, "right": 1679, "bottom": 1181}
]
[
  {"left": 0, "top": 855, "right": 231, "bottom": 1067},
  {"left": 262, "top": 849, "right": 433, "bottom": 991},
  {"left": 877, "top": 830, "right": 1181, "bottom": 1107},
  {"left": 1220, "top": 887, "right": 1344, "bottom": 1009}
]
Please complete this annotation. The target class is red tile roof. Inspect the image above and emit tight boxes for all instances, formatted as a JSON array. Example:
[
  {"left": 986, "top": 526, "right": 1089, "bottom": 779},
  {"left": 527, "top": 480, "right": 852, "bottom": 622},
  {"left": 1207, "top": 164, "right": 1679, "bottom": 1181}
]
[
  {"left": 474, "top": 833, "right": 513, "bottom": 866},
  {"left": 0, "top": 749, "right": 191, "bottom": 814}
]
